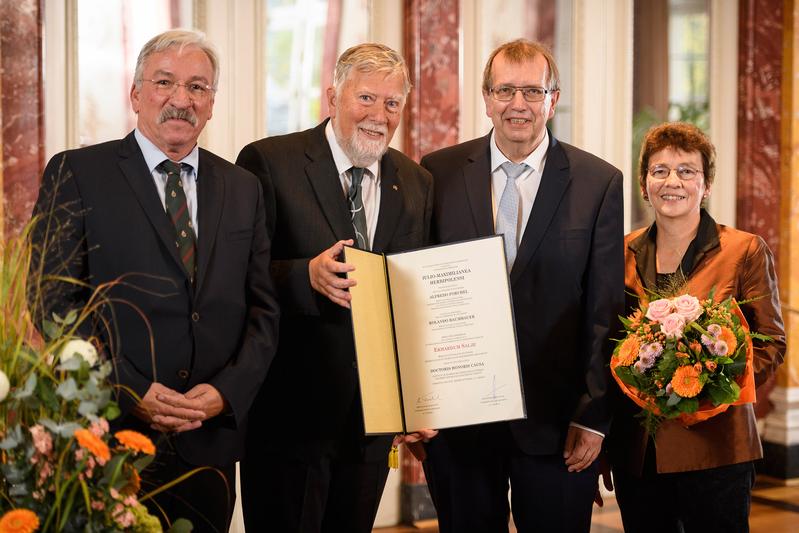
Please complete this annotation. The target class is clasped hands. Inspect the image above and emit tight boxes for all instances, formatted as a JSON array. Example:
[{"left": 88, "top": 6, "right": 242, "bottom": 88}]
[{"left": 133, "top": 382, "right": 226, "bottom": 433}]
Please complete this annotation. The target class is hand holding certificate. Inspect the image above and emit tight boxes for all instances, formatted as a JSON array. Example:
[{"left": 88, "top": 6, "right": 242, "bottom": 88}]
[{"left": 346, "top": 236, "right": 526, "bottom": 434}]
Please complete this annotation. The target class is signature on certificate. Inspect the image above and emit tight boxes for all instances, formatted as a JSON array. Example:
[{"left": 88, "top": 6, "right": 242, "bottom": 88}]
[
  {"left": 489, "top": 375, "right": 507, "bottom": 399},
  {"left": 417, "top": 391, "right": 440, "bottom": 403}
]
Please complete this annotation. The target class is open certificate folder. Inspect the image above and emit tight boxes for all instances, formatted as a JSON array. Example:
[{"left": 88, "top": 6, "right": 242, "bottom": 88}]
[{"left": 345, "top": 235, "right": 526, "bottom": 435}]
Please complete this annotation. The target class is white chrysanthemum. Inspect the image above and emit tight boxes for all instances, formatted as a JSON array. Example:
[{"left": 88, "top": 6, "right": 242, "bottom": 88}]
[
  {"left": 59, "top": 339, "right": 98, "bottom": 367},
  {"left": 0, "top": 369, "right": 9, "bottom": 401}
]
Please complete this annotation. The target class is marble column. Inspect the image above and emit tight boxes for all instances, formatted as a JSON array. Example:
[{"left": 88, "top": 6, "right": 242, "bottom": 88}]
[
  {"left": 760, "top": 0, "right": 799, "bottom": 481},
  {"left": 400, "top": 0, "right": 460, "bottom": 522},
  {"left": 0, "top": 0, "right": 44, "bottom": 239},
  {"left": 402, "top": 0, "right": 460, "bottom": 163}
]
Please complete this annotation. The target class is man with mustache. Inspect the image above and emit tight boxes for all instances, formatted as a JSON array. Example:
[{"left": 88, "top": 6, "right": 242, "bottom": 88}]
[
  {"left": 31, "top": 30, "right": 279, "bottom": 530},
  {"left": 418, "top": 39, "right": 624, "bottom": 532},
  {"left": 236, "top": 43, "right": 432, "bottom": 532}
]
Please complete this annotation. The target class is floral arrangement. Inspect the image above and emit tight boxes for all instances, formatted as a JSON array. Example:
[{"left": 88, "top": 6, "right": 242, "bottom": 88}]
[
  {"left": 0, "top": 222, "right": 190, "bottom": 532},
  {"left": 611, "top": 292, "right": 766, "bottom": 433}
]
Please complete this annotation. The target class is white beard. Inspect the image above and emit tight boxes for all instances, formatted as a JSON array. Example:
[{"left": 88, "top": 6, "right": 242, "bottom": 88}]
[{"left": 334, "top": 120, "right": 389, "bottom": 168}]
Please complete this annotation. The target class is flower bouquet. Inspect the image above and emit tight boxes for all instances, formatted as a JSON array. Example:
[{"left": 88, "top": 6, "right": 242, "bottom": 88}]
[
  {"left": 0, "top": 222, "right": 191, "bottom": 532},
  {"left": 611, "top": 292, "right": 767, "bottom": 433}
]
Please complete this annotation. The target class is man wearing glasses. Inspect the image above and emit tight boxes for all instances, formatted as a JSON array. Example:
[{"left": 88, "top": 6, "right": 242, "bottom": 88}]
[
  {"left": 419, "top": 39, "right": 624, "bottom": 532},
  {"left": 31, "top": 30, "right": 279, "bottom": 530}
]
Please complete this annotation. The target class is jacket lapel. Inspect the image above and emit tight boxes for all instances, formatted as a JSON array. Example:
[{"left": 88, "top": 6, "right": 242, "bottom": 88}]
[
  {"left": 117, "top": 132, "right": 186, "bottom": 275},
  {"left": 511, "top": 134, "right": 571, "bottom": 285},
  {"left": 371, "top": 151, "right": 401, "bottom": 252},
  {"left": 195, "top": 149, "right": 224, "bottom": 294},
  {"left": 304, "top": 121, "right": 356, "bottom": 243},
  {"left": 628, "top": 228, "right": 656, "bottom": 291},
  {"left": 463, "top": 135, "right": 495, "bottom": 237}
]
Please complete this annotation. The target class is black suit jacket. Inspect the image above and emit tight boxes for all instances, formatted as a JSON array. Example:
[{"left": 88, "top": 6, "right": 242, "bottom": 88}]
[
  {"left": 421, "top": 132, "right": 624, "bottom": 454},
  {"left": 236, "top": 119, "right": 433, "bottom": 461},
  {"left": 31, "top": 132, "right": 279, "bottom": 467}
]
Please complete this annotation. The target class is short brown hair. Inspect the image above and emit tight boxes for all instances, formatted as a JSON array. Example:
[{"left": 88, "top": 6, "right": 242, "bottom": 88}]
[
  {"left": 482, "top": 39, "right": 560, "bottom": 93},
  {"left": 638, "top": 122, "right": 716, "bottom": 190}
]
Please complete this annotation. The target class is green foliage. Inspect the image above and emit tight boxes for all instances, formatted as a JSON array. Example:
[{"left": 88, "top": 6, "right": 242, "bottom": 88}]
[
  {"left": 1, "top": 215, "right": 188, "bottom": 530},
  {"left": 612, "top": 291, "right": 771, "bottom": 436}
]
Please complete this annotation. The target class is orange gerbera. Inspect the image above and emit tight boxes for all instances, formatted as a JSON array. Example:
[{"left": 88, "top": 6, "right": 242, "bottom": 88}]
[
  {"left": 115, "top": 430, "right": 155, "bottom": 455},
  {"left": 719, "top": 326, "right": 738, "bottom": 355},
  {"left": 74, "top": 428, "right": 110, "bottom": 462},
  {"left": 120, "top": 463, "right": 141, "bottom": 495},
  {"left": 0, "top": 509, "right": 40, "bottom": 533},
  {"left": 671, "top": 365, "right": 703, "bottom": 398},
  {"left": 616, "top": 336, "right": 640, "bottom": 366}
]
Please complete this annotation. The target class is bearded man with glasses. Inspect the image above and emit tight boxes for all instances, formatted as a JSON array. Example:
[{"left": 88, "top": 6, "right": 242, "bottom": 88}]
[
  {"left": 30, "top": 29, "right": 279, "bottom": 531},
  {"left": 418, "top": 39, "right": 625, "bottom": 532}
]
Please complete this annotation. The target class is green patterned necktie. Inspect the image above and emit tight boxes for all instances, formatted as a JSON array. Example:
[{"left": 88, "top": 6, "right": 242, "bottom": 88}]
[
  {"left": 348, "top": 167, "right": 369, "bottom": 250},
  {"left": 158, "top": 160, "right": 196, "bottom": 282}
]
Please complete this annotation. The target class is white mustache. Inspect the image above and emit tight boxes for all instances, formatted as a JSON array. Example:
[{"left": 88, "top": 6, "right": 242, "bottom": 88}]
[
  {"left": 158, "top": 107, "right": 197, "bottom": 126},
  {"left": 357, "top": 121, "right": 388, "bottom": 136}
]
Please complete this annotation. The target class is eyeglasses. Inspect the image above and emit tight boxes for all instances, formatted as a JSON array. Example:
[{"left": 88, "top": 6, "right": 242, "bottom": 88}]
[
  {"left": 648, "top": 164, "right": 704, "bottom": 181},
  {"left": 489, "top": 85, "right": 553, "bottom": 102},
  {"left": 139, "top": 79, "right": 216, "bottom": 100}
]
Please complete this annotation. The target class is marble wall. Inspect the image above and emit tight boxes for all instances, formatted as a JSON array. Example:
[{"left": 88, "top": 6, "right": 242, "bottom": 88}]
[
  {"left": 0, "top": 0, "right": 44, "bottom": 239},
  {"left": 402, "top": 0, "right": 460, "bottom": 162},
  {"left": 736, "top": 0, "right": 783, "bottom": 259}
]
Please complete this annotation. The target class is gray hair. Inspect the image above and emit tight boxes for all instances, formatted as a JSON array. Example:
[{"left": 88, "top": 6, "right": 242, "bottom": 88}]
[
  {"left": 134, "top": 29, "right": 220, "bottom": 89},
  {"left": 333, "top": 43, "right": 411, "bottom": 97}
]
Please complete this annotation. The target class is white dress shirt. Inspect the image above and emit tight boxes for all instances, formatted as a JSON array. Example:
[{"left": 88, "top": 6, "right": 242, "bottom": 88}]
[
  {"left": 325, "top": 121, "right": 381, "bottom": 249},
  {"left": 489, "top": 130, "right": 548, "bottom": 242}
]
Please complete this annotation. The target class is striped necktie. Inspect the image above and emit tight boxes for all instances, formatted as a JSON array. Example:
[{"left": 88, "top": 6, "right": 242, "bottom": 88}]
[
  {"left": 158, "top": 160, "right": 196, "bottom": 282},
  {"left": 348, "top": 167, "right": 369, "bottom": 250}
]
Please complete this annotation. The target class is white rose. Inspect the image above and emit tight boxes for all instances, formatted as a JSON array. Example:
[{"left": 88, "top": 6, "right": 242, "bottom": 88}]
[
  {"left": 59, "top": 339, "right": 98, "bottom": 367},
  {"left": 0, "top": 369, "right": 9, "bottom": 402}
]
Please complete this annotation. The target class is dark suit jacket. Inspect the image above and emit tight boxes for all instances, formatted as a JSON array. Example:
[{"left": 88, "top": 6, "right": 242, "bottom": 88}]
[
  {"left": 31, "top": 132, "right": 279, "bottom": 467},
  {"left": 609, "top": 211, "right": 785, "bottom": 474},
  {"left": 421, "top": 132, "right": 624, "bottom": 455},
  {"left": 236, "top": 119, "right": 433, "bottom": 461}
]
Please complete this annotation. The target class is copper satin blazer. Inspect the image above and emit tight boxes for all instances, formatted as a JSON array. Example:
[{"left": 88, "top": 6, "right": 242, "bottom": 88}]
[{"left": 610, "top": 211, "right": 786, "bottom": 474}]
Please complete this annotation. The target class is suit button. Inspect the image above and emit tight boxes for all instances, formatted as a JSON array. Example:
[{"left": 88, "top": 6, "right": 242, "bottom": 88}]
[
  {"left": 177, "top": 369, "right": 189, "bottom": 379},
  {"left": 191, "top": 312, "right": 200, "bottom": 322}
]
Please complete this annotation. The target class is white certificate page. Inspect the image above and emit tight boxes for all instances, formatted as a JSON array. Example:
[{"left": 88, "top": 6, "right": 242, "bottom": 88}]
[{"left": 386, "top": 236, "right": 526, "bottom": 431}]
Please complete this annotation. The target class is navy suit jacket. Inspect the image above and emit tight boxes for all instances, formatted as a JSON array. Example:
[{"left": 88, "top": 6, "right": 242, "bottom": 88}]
[
  {"left": 421, "top": 132, "right": 624, "bottom": 454},
  {"left": 31, "top": 132, "right": 279, "bottom": 466},
  {"left": 236, "top": 120, "right": 433, "bottom": 461}
]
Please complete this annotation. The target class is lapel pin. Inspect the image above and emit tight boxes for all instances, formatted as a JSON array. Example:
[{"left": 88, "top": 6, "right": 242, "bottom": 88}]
[{"left": 392, "top": 185, "right": 399, "bottom": 191}]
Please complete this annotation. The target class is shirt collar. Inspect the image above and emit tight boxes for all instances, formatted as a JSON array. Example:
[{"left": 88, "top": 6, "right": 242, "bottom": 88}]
[
  {"left": 489, "top": 128, "right": 549, "bottom": 175},
  {"left": 134, "top": 128, "right": 200, "bottom": 178},
  {"left": 324, "top": 120, "right": 380, "bottom": 179}
]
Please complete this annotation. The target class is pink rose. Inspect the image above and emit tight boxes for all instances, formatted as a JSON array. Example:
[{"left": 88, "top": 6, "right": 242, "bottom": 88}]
[
  {"left": 659, "top": 312, "right": 686, "bottom": 339},
  {"left": 645, "top": 298, "right": 674, "bottom": 323},
  {"left": 672, "top": 294, "right": 703, "bottom": 322}
]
